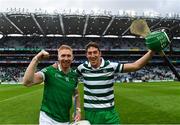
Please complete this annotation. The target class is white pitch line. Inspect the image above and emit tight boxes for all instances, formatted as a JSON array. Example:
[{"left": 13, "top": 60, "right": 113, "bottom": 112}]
[{"left": 0, "top": 89, "right": 42, "bottom": 103}]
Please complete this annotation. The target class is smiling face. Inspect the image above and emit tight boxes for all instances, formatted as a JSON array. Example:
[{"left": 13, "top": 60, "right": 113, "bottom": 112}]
[
  {"left": 58, "top": 45, "right": 73, "bottom": 71},
  {"left": 86, "top": 46, "right": 101, "bottom": 69}
]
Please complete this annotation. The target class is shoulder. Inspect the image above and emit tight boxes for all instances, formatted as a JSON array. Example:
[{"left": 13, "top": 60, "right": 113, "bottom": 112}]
[
  {"left": 41, "top": 64, "right": 55, "bottom": 73},
  {"left": 77, "top": 61, "right": 90, "bottom": 70},
  {"left": 52, "top": 63, "right": 58, "bottom": 69},
  {"left": 105, "top": 60, "right": 122, "bottom": 71},
  {"left": 104, "top": 60, "right": 118, "bottom": 67}
]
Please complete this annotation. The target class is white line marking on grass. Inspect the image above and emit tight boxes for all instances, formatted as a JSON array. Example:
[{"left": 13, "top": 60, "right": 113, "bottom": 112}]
[{"left": 0, "top": 89, "right": 42, "bottom": 103}]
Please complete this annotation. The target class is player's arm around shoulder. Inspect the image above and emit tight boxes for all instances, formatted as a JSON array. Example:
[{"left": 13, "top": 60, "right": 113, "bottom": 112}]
[
  {"left": 23, "top": 50, "right": 49, "bottom": 87},
  {"left": 123, "top": 50, "right": 155, "bottom": 73}
]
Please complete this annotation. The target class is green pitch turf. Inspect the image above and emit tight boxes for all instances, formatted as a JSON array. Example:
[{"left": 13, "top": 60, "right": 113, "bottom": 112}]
[{"left": 0, "top": 82, "right": 180, "bottom": 124}]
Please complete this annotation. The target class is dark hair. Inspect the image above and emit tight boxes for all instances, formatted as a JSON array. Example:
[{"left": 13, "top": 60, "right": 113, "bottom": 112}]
[{"left": 85, "top": 42, "right": 100, "bottom": 52}]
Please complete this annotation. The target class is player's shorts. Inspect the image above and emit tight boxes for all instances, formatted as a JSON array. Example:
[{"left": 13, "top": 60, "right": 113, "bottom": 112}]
[
  {"left": 84, "top": 108, "right": 120, "bottom": 124},
  {"left": 39, "top": 111, "right": 69, "bottom": 125}
]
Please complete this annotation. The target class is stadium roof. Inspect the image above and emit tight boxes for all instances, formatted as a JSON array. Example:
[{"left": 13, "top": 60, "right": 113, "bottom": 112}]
[{"left": 0, "top": 11, "right": 180, "bottom": 38}]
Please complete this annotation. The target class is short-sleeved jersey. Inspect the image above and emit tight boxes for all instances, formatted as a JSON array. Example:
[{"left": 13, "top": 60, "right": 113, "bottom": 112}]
[
  {"left": 76, "top": 58, "right": 123, "bottom": 111},
  {"left": 40, "top": 65, "right": 78, "bottom": 122}
]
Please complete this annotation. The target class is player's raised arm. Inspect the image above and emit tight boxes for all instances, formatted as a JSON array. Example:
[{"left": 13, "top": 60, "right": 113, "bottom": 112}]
[
  {"left": 23, "top": 50, "right": 49, "bottom": 87},
  {"left": 123, "top": 50, "right": 155, "bottom": 73}
]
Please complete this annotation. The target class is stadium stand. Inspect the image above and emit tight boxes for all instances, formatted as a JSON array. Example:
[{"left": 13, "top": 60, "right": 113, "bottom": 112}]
[
  {"left": 0, "top": 67, "right": 26, "bottom": 83},
  {"left": 0, "top": 65, "right": 176, "bottom": 83},
  {"left": 0, "top": 11, "right": 179, "bottom": 83}
]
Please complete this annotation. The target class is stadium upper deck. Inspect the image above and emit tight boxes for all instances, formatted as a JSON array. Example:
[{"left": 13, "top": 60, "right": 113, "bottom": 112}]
[{"left": 0, "top": 11, "right": 180, "bottom": 38}]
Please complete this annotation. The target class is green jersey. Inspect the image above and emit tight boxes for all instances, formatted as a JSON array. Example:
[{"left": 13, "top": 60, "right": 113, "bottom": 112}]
[
  {"left": 40, "top": 65, "right": 78, "bottom": 122},
  {"left": 77, "top": 58, "right": 123, "bottom": 111}
]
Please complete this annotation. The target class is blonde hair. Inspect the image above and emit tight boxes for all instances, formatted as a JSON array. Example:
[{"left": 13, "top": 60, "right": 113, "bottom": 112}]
[{"left": 58, "top": 45, "right": 73, "bottom": 53}]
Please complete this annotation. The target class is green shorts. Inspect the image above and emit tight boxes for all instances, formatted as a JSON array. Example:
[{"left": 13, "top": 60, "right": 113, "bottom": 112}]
[{"left": 85, "top": 109, "right": 120, "bottom": 124}]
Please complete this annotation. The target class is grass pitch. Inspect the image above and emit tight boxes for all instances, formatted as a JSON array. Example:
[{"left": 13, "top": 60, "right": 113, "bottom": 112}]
[{"left": 0, "top": 81, "right": 180, "bottom": 124}]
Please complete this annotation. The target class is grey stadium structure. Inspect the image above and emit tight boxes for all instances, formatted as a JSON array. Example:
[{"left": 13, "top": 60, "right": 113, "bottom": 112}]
[{"left": 0, "top": 11, "right": 180, "bottom": 82}]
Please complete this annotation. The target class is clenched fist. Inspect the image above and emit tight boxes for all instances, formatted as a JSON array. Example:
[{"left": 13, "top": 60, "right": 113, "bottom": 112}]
[{"left": 34, "top": 50, "right": 50, "bottom": 61}]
